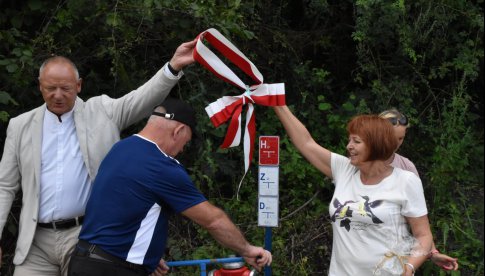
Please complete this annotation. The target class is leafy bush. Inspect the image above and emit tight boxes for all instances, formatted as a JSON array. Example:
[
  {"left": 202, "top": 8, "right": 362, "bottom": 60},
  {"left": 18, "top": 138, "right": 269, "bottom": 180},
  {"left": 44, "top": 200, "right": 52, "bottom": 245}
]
[{"left": 1, "top": 0, "right": 482, "bottom": 275}]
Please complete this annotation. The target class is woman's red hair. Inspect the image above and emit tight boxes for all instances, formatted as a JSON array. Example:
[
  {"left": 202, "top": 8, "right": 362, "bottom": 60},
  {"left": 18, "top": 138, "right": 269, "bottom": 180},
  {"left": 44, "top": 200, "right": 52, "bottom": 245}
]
[{"left": 347, "top": 115, "right": 397, "bottom": 161}]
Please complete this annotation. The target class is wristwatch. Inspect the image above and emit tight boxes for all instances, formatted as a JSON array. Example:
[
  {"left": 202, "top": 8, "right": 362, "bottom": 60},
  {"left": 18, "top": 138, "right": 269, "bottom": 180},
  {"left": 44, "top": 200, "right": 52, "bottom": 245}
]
[{"left": 167, "top": 62, "right": 180, "bottom": 75}]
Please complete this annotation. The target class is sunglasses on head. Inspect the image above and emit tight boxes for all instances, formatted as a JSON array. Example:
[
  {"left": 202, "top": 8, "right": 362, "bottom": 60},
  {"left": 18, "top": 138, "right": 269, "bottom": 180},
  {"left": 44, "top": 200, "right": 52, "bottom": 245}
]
[
  {"left": 387, "top": 115, "right": 408, "bottom": 126},
  {"left": 152, "top": 111, "right": 174, "bottom": 120}
]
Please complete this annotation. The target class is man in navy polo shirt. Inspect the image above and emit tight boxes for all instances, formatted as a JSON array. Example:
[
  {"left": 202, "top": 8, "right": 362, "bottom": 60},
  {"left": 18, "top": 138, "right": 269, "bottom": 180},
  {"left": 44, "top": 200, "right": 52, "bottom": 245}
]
[{"left": 68, "top": 98, "right": 272, "bottom": 276}]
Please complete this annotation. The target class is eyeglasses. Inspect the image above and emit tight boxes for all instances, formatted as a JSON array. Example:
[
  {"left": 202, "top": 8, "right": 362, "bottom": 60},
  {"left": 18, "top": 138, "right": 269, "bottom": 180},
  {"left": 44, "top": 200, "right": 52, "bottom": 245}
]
[{"left": 387, "top": 115, "right": 408, "bottom": 126}]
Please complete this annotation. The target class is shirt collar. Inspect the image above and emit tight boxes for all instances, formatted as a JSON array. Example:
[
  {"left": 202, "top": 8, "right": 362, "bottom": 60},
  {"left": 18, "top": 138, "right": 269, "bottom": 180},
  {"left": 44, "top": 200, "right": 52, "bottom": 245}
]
[
  {"left": 44, "top": 104, "right": 75, "bottom": 123},
  {"left": 134, "top": 134, "right": 181, "bottom": 165}
]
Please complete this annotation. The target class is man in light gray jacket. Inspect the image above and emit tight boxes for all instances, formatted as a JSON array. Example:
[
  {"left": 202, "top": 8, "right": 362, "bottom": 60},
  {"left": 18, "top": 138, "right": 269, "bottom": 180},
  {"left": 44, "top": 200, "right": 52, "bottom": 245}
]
[{"left": 0, "top": 38, "right": 197, "bottom": 276}]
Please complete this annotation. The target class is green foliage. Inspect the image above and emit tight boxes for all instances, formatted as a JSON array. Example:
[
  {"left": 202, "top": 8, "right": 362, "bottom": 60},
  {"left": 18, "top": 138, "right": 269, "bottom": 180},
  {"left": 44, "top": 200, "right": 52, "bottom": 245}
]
[
  {"left": 0, "top": 0, "right": 483, "bottom": 275},
  {"left": 0, "top": 91, "right": 18, "bottom": 122},
  {"left": 419, "top": 91, "right": 484, "bottom": 274}
]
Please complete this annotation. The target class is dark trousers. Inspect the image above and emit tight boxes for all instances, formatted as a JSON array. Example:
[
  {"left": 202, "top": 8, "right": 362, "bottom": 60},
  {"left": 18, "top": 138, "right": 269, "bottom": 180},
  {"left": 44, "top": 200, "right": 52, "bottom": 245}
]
[{"left": 68, "top": 243, "right": 148, "bottom": 276}]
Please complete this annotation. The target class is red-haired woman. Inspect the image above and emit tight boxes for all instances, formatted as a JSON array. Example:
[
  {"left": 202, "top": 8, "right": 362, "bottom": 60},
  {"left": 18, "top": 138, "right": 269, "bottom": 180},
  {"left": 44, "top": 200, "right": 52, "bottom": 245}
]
[{"left": 274, "top": 105, "right": 433, "bottom": 276}]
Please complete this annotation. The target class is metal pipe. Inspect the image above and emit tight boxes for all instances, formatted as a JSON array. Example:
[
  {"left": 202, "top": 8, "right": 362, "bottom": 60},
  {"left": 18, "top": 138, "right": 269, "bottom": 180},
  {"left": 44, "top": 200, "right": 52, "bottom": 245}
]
[{"left": 264, "top": 227, "right": 272, "bottom": 276}]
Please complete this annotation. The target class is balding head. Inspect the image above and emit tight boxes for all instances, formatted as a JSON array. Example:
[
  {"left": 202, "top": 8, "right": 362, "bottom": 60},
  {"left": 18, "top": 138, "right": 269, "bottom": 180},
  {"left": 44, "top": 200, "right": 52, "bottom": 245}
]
[
  {"left": 39, "top": 56, "right": 80, "bottom": 81},
  {"left": 38, "top": 56, "right": 82, "bottom": 116}
]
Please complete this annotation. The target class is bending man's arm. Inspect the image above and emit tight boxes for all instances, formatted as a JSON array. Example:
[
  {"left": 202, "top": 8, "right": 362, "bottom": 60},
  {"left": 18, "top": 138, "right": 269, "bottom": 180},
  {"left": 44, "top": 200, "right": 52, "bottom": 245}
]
[{"left": 182, "top": 201, "right": 272, "bottom": 271}]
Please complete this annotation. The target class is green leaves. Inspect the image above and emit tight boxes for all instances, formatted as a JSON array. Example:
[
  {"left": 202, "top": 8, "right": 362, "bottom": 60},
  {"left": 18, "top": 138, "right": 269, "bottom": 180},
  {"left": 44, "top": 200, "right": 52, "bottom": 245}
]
[
  {"left": 27, "top": 0, "right": 43, "bottom": 11},
  {"left": 0, "top": 91, "right": 18, "bottom": 105},
  {"left": 0, "top": 90, "right": 18, "bottom": 122},
  {"left": 0, "top": 0, "right": 483, "bottom": 275},
  {"left": 0, "top": 111, "right": 9, "bottom": 122}
]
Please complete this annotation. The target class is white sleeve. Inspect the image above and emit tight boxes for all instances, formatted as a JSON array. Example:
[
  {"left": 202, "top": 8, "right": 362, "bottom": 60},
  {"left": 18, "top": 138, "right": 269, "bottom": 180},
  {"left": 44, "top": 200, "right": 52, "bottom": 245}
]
[
  {"left": 330, "top": 152, "right": 354, "bottom": 187},
  {"left": 400, "top": 171, "right": 428, "bottom": 217}
]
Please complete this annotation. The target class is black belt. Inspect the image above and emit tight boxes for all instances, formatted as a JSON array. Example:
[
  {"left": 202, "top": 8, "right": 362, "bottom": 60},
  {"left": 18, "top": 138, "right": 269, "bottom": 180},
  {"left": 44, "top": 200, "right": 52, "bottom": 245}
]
[
  {"left": 37, "top": 216, "right": 84, "bottom": 230},
  {"left": 75, "top": 240, "right": 147, "bottom": 273}
]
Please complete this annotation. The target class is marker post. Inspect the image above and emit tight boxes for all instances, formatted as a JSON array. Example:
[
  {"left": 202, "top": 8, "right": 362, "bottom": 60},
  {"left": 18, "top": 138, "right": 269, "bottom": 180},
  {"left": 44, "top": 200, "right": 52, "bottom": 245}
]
[{"left": 258, "top": 136, "right": 280, "bottom": 276}]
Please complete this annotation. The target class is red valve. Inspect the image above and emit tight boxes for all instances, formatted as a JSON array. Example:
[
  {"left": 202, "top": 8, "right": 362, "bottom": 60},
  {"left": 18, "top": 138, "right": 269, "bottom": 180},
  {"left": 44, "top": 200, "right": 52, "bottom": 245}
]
[
  {"left": 208, "top": 257, "right": 257, "bottom": 276},
  {"left": 209, "top": 266, "right": 255, "bottom": 276}
]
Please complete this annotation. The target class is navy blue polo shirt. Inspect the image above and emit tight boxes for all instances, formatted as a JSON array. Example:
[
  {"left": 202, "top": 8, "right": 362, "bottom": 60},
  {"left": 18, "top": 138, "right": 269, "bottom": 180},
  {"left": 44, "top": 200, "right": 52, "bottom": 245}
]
[{"left": 79, "top": 135, "right": 207, "bottom": 272}]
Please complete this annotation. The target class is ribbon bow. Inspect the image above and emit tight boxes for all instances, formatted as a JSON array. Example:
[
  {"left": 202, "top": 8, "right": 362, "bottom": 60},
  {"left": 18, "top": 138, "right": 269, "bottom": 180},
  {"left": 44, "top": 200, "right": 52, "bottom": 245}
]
[
  {"left": 194, "top": 28, "right": 285, "bottom": 174},
  {"left": 373, "top": 251, "right": 407, "bottom": 275}
]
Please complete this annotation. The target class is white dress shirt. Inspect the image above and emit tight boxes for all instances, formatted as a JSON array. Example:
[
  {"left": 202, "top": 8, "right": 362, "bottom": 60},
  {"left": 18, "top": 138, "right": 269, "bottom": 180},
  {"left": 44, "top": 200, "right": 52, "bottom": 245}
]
[{"left": 38, "top": 106, "right": 91, "bottom": 223}]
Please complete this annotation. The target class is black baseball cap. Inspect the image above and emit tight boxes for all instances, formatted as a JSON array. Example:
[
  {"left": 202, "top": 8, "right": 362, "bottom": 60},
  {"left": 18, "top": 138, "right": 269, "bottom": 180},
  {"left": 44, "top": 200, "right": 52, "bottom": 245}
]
[{"left": 152, "top": 97, "right": 197, "bottom": 137}]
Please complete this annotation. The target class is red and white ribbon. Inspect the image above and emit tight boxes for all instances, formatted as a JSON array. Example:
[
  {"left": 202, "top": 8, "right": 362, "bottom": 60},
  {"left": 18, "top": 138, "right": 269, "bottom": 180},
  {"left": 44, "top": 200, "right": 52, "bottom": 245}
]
[{"left": 194, "top": 28, "right": 285, "bottom": 174}]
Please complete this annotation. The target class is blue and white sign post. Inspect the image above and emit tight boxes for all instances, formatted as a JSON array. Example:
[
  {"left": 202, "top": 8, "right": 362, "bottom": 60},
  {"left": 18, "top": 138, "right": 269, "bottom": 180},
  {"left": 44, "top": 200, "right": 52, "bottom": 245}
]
[{"left": 258, "top": 136, "right": 279, "bottom": 276}]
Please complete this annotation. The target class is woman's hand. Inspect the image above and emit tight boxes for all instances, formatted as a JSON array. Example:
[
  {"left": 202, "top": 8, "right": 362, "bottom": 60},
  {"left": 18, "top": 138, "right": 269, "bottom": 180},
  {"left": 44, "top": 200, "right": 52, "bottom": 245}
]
[{"left": 431, "top": 252, "right": 459, "bottom": 271}]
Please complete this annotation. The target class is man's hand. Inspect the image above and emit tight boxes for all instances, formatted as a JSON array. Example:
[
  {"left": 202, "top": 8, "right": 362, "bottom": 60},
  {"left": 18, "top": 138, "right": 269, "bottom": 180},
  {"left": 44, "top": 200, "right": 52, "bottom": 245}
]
[
  {"left": 169, "top": 38, "right": 197, "bottom": 71},
  {"left": 431, "top": 252, "right": 459, "bottom": 271},
  {"left": 149, "top": 258, "right": 170, "bottom": 276},
  {"left": 241, "top": 246, "right": 272, "bottom": 272},
  {"left": 183, "top": 202, "right": 272, "bottom": 272}
]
